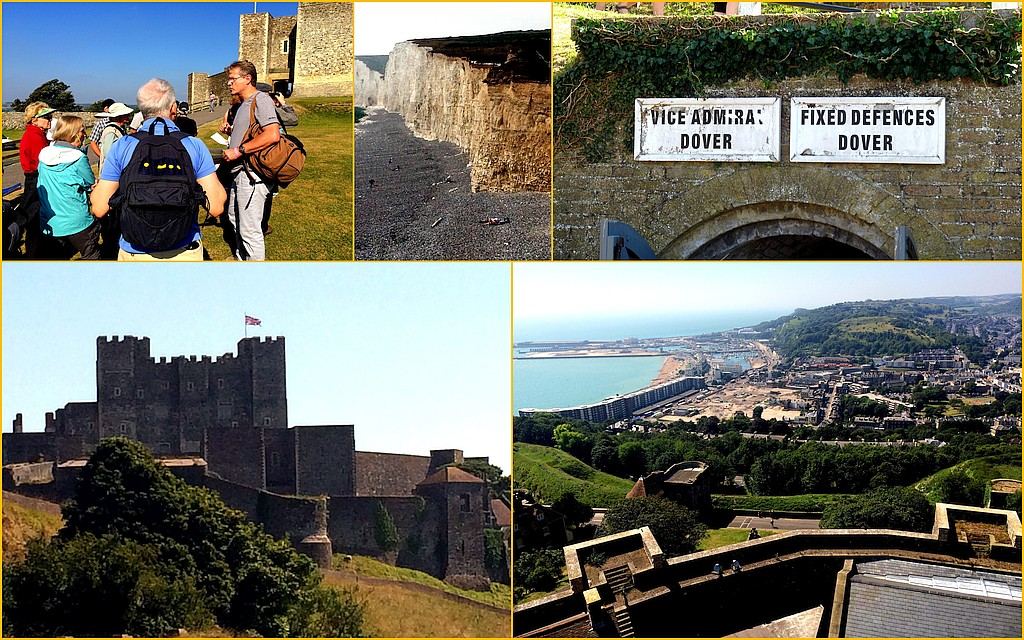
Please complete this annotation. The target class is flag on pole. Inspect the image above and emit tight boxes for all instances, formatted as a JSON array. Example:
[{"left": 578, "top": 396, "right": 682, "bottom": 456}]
[{"left": 245, "top": 315, "right": 262, "bottom": 326}]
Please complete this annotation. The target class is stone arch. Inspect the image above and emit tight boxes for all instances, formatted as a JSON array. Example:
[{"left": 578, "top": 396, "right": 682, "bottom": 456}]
[
  {"left": 681, "top": 205, "right": 892, "bottom": 260},
  {"left": 633, "top": 166, "right": 958, "bottom": 260}
]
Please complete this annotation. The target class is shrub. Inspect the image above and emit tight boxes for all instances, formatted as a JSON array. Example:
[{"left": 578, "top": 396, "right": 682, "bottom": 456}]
[
  {"left": 820, "top": 487, "right": 933, "bottom": 532},
  {"left": 599, "top": 496, "right": 706, "bottom": 556}
]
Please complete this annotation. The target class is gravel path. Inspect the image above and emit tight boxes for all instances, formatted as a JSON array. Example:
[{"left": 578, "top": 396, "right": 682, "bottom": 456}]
[{"left": 354, "top": 108, "right": 550, "bottom": 260}]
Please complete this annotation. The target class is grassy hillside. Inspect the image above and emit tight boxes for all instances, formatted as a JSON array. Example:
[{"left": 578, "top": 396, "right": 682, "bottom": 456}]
[
  {"left": 514, "top": 443, "right": 633, "bottom": 508},
  {"left": 195, "top": 96, "right": 353, "bottom": 260},
  {"left": 2, "top": 492, "right": 62, "bottom": 563},
  {"left": 763, "top": 295, "right": 1019, "bottom": 359},
  {"left": 323, "top": 557, "right": 508, "bottom": 637},
  {"left": 333, "top": 554, "right": 509, "bottom": 609},
  {"left": 915, "top": 453, "right": 1022, "bottom": 503}
]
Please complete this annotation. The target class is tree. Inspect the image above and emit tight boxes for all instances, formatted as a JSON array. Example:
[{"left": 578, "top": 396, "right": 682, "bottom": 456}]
[
  {"left": 598, "top": 496, "right": 706, "bottom": 556},
  {"left": 285, "top": 586, "right": 365, "bottom": 637},
  {"left": 552, "top": 492, "right": 594, "bottom": 528},
  {"left": 4, "top": 534, "right": 211, "bottom": 637},
  {"left": 513, "top": 548, "right": 564, "bottom": 602},
  {"left": 590, "top": 437, "right": 620, "bottom": 474},
  {"left": 936, "top": 469, "right": 986, "bottom": 507},
  {"left": 12, "top": 437, "right": 350, "bottom": 637},
  {"left": 18, "top": 79, "right": 77, "bottom": 111},
  {"left": 373, "top": 500, "right": 400, "bottom": 554},
  {"left": 553, "top": 423, "right": 591, "bottom": 461},
  {"left": 617, "top": 440, "right": 647, "bottom": 477},
  {"left": 820, "top": 487, "right": 933, "bottom": 532}
]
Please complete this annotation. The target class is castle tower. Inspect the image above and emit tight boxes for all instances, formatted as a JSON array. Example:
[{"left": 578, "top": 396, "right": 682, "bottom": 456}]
[
  {"left": 415, "top": 467, "right": 489, "bottom": 583},
  {"left": 238, "top": 11, "right": 297, "bottom": 95},
  {"left": 291, "top": 2, "right": 352, "bottom": 97},
  {"left": 96, "top": 336, "right": 152, "bottom": 443}
]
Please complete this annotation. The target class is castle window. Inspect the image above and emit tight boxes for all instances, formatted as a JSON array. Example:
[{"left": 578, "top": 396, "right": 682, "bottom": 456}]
[
  {"left": 158, "top": 442, "right": 170, "bottom": 453},
  {"left": 217, "top": 378, "right": 225, "bottom": 389},
  {"left": 187, "top": 381, "right": 195, "bottom": 391},
  {"left": 113, "top": 387, "right": 121, "bottom": 397},
  {"left": 459, "top": 540, "right": 465, "bottom": 555},
  {"left": 264, "top": 417, "right": 272, "bottom": 426},
  {"left": 119, "top": 422, "right": 128, "bottom": 434},
  {"left": 86, "top": 421, "right": 94, "bottom": 431},
  {"left": 136, "top": 389, "right": 144, "bottom": 399},
  {"left": 231, "top": 420, "right": 239, "bottom": 428},
  {"left": 270, "top": 452, "right": 281, "bottom": 468},
  {"left": 161, "top": 381, "right": 170, "bottom": 390},
  {"left": 460, "top": 494, "right": 471, "bottom": 512},
  {"left": 281, "top": 39, "right": 289, "bottom": 54}
]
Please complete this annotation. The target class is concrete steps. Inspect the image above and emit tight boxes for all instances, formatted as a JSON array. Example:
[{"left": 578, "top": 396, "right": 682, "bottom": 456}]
[
  {"left": 604, "top": 564, "right": 634, "bottom": 594},
  {"left": 613, "top": 606, "right": 635, "bottom": 638}
]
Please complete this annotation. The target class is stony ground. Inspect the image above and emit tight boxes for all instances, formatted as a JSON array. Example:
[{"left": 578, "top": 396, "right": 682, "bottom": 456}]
[{"left": 354, "top": 108, "right": 550, "bottom": 260}]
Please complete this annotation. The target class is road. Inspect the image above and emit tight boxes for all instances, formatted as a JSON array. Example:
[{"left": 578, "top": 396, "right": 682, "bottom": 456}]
[
  {"left": 727, "top": 515, "right": 821, "bottom": 530},
  {"left": 354, "top": 107, "right": 550, "bottom": 260}
]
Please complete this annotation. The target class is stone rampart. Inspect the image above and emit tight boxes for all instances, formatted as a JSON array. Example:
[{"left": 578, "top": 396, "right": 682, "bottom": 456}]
[{"left": 2, "top": 112, "right": 100, "bottom": 131}]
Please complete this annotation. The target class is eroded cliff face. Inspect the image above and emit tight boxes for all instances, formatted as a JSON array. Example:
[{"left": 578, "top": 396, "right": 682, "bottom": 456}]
[
  {"left": 355, "top": 60, "right": 384, "bottom": 107},
  {"left": 381, "top": 39, "right": 551, "bottom": 192}
]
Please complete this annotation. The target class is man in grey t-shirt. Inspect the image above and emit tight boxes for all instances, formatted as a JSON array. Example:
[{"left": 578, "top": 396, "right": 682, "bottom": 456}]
[{"left": 220, "top": 60, "right": 280, "bottom": 261}]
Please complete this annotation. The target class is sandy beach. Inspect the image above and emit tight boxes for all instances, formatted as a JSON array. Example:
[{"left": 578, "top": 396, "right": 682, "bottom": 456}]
[{"left": 651, "top": 354, "right": 690, "bottom": 385}]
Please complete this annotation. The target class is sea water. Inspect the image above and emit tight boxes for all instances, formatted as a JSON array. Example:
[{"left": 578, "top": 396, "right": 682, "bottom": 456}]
[{"left": 513, "top": 310, "right": 787, "bottom": 412}]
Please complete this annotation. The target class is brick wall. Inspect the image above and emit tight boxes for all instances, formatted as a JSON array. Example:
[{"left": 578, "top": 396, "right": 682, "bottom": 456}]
[{"left": 555, "top": 20, "right": 1022, "bottom": 259}]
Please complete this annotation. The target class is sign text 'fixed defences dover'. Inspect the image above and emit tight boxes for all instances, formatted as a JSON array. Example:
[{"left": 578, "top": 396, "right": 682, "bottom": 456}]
[{"left": 790, "top": 97, "right": 946, "bottom": 164}]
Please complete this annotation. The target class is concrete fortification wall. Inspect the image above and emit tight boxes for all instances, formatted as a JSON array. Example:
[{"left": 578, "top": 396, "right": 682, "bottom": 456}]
[
  {"left": 381, "top": 36, "right": 551, "bottom": 192},
  {"left": 292, "top": 2, "right": 353, "bottom": 97}
]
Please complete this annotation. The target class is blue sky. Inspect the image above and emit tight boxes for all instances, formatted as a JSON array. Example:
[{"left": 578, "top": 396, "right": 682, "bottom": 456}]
[
  {"left": 355, "top": 2, "right": 552, "bottom": 55},
  {"left": 2, "top": 2, "right": 297, "bottom": 104},
  {"left": 2, "top": 263, "right": 512, "bottom": 472},
  {"left": 514, "top": 262, "right": 1023, "bottom": 321}
]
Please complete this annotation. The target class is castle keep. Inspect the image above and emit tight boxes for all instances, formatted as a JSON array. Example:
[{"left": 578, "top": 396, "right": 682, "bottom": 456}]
[
  {"left": 187, "top": 2, "right": 353, "bottom": 105},
  {"left": 3, "top": 336, "right": 496, "bottom": 587}
]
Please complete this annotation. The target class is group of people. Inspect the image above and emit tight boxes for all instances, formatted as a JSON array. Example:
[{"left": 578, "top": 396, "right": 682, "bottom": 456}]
[{"left": 18, "top": 60, "right": 289, "bottom": 261}]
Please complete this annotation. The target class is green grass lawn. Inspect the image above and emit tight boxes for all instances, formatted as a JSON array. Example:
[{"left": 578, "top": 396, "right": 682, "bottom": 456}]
[
  {"left": 3, "top": 128, "right": 25, "bottom": 141},
  {"left": 332, "top": 554, "right": 510, "bottom": 610},
  {"left": 915, "top": 454, "right": 1022, "bottom": 503},
  {"left": 196, "top": 96, "right": 353, "bottom": 260},
  {"left": 699, "top": 527, "right": 779, "bottom": 551},
  {"left": 712, "top": 493, "right": 854, "bottom": 513},
  {"left": 514, "top": 443, "right": 634, "bottom": 508}
]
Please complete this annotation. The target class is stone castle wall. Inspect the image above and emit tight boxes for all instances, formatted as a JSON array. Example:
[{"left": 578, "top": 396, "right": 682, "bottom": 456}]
[
  {"left": 2, "top": 112, "right": 99, "bottom": 131},
  {"left": 188, "top": 72, "right": 231, "bottom": 109},
  {"left": 292, "top": 2, "right": 353, "bottom": 97},
  {"left": 239, "top": 13, "right": 271, "bottom": 80},
  {"left": 555, "top": 17, "right": 1022, "bottom": 259},
  {"left": 354, "top": 451, "right": 430, "bottom": 496},
  {"left": 295, "top": 425, "right": 355, "bottom": 496},
  {"left": 381, "top": 40, "right": 551, "bottom": 192}
]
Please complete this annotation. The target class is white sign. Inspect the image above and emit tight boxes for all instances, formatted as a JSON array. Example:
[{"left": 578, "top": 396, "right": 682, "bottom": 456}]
[
  {"left": 790, "top": 97, "right": 945, "bottom": 164},
  {"left": 634, "top": 98, "right": 781, "bottom": 162}
]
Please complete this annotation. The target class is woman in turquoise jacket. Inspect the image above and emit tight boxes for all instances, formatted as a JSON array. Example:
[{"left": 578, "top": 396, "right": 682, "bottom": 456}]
[{"left": 37, "top": 115, "right": 101, "bottom": 259}]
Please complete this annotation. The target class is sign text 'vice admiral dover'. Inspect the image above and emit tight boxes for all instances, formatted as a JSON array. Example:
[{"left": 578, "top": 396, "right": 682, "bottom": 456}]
[
  {"left": 635, "top": 98, "right": 781, "bottom": 162},
  {"left": 791, "top": 97, "right": 945, "bottom": 164}
]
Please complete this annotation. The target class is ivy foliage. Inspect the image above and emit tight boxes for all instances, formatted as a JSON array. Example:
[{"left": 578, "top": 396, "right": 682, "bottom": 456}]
[{"left": 555, "top": 9, "right": 1022, "bottom": 161}]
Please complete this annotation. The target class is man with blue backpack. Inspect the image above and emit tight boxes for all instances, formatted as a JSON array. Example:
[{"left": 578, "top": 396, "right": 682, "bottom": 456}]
[{"left": 91, "top": 78, "right": 226, "bottom": 261}]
